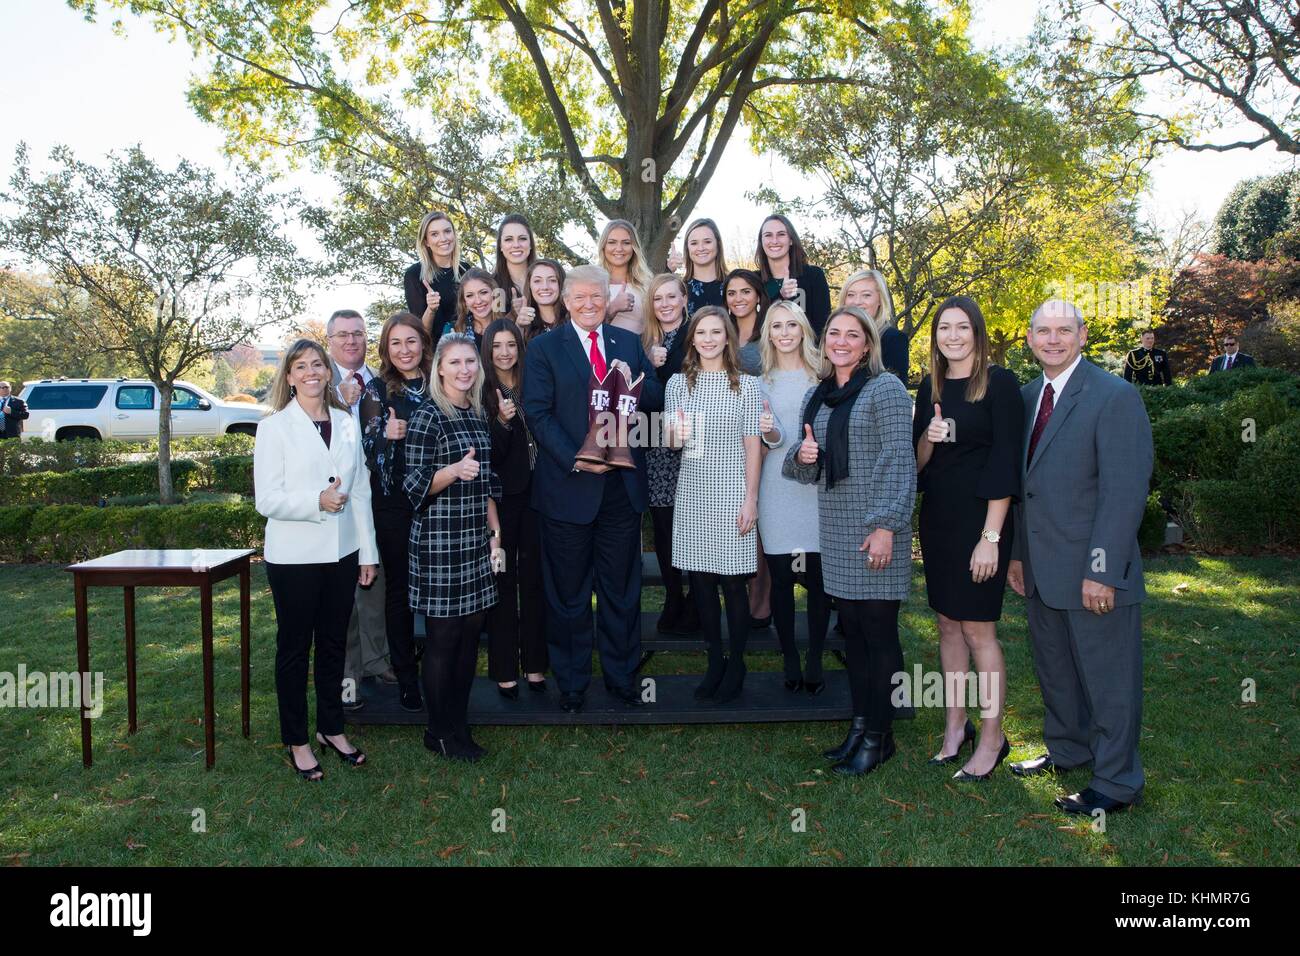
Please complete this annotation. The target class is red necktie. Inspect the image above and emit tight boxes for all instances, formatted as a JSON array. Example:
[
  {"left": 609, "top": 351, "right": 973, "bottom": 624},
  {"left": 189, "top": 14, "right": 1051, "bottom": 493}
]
[
  {"left": 588, "top": 329, "right": 607, "bottom": 379},
  {"left": 1027, "top": 381, "right": 1054, "bottom": 464}
]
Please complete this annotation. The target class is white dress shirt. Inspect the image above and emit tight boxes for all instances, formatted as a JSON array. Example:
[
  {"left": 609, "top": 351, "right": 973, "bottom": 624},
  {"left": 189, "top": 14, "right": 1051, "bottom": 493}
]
[
  {"left": 1032, "top": 353, "right": 1082, "bottom": 423},
  {"left": 572, "top": 322, "right": 607, "bottom": 366}
]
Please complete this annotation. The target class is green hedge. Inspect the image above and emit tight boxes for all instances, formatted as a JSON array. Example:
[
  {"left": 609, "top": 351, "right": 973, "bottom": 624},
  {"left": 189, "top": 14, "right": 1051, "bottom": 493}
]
[
  {"left": 0, "top": 433, "right": 255, "bottom": 477},
  {"left": 0, "top": 460, "right": 206, "bottom": 506},
  {"left": 210, "top": 455, "right": 254, "bottom": 495},
  {"left": 0, "top": 501, "right": 263, "bottom": 563}
]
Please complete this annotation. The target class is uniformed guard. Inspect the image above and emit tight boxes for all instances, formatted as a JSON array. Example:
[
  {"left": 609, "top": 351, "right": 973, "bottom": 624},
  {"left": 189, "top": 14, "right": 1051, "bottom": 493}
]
[{"left": 1123, "top": 329, "right": 1172, "bottom": 386}]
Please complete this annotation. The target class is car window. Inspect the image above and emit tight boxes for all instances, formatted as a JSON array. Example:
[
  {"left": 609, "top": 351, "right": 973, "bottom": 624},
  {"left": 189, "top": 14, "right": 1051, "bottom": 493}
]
[
  {"left": 116, "top": 386, "right": 156, "bottom": 410},
  {"left": 171, "top": 387, "right": 204, "bottom": 410},
  {"left": 24, "top": 385, "right": 109, "bottom": 410}
]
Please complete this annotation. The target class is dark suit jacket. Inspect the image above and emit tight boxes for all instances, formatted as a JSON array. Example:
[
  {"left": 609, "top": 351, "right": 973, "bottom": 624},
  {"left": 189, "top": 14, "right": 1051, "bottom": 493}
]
[
  {"left": 0, "top": 396, "right": 28, "bottom": 438},
  {"left": 1209, "top": 352, "right": 1256, "bottom": 373},
  {"left": 522, "top": 321, "right": 664, "bottom": 523}
]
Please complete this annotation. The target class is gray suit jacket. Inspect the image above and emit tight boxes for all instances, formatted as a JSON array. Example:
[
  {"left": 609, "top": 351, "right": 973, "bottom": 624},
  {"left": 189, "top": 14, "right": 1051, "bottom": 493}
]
[
  {"left": 331, "top": 362, "right": 378, "bottom": 417},
  {"left": 1011, "top": 359, "right": 1153, "bottom": 610}
]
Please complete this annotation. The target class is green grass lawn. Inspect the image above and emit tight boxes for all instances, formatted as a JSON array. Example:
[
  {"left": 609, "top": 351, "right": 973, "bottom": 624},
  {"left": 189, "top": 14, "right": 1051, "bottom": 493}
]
[{"left": 0, "top": 556, "right": 1295, "bottom": 866}]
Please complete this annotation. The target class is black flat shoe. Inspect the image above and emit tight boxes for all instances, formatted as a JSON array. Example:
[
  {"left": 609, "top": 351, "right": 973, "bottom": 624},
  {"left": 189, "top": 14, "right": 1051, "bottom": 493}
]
[
  {"left": 952, "top": 734, "right": 1011, "bottom": 783},
  {"left": 832, "top": 730, "right": 895, "bottom": 776},
  {"left": 823, "top": 716, "right": 867, "bottom": 762},
  {"left": 498, "top": 683, "right": 520, "bottom": 701},
  {"left": 527, "top": 678, "right": 547, "bottom": 693},
  {"left": 316, "top": 732, "right": 365, "bottom": 766},
  {"left": 929, "top": 718, "right": 977, "bottom": 765},
  {"left": 804, "top": 679, "right": 826, "bottom": 696},
  {"left": 287, "top": 746, "right": 323, "bottom": 781},
  {"left": 784, "top": 677, "right": 805, "bottom": 692},
  {"left": 399, "top": 684, "right": 423, "bottom": 712},
  {"left": 1055, "top": 787, "right": 1141, "bottom": 815}
]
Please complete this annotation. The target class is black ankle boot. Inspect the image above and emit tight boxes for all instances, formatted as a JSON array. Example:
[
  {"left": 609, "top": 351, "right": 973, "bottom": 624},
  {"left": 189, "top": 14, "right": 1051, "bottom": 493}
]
[
  {"left": 694, "top": 642, "right": 727, "bottom": 700},
  {"left": 399, "top": 682, "right": 423, "bottom": 712},
  {"left": 832, "top": 730, "right": 895, "bottom": 776},
  {"left": 823, "top": 716, "right": 867, "bottom": 761},
  {"left": 709, "top": 655, "right": 748, "bottom": 705}
]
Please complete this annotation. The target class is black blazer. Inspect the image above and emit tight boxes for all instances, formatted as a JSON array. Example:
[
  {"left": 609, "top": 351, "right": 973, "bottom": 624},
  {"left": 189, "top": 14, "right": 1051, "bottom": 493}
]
[
  {"left": 403, "top": 260, "right": 469, "bottom": 346},
  {"left": 1209, "top": 352, "right": 1255, "bottom": 373},
  {"left": 521, "top": 321, "right": 665, "bottom": 524},
  {"left": 0, "top": 396, "right": 28, "bottom": 439},
  {"left": 880, "top": 326, "right": 909, "bottom": 384}
]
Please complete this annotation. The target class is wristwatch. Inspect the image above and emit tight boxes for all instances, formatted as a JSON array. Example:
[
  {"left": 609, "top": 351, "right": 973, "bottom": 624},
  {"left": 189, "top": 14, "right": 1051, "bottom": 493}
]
[{"left": 980, "top": 529, "right": 1000, "bottom": 543}]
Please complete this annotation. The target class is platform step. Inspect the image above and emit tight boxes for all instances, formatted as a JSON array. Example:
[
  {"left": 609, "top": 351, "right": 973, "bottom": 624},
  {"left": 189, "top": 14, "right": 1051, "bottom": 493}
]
[{"left": 640, "top": 612, "right": 843, "bottom": 651}]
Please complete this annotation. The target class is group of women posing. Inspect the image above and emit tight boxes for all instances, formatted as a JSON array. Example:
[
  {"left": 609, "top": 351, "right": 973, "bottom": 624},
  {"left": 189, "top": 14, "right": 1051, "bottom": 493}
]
[{"left": 258, "top": 207, "right": 1025, "bottom": 783}]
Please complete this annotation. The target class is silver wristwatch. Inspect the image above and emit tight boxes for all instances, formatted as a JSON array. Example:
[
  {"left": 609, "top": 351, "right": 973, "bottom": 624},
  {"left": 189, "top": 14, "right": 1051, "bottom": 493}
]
[{"left": 980, "top": 529, "right": 1000, "bottom": 543}]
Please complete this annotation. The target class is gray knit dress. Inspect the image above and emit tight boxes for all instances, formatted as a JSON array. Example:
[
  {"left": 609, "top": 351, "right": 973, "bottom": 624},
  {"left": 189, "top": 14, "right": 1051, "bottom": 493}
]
[{"left": 781, "top": 371, "right": 916, "bottom": 601}]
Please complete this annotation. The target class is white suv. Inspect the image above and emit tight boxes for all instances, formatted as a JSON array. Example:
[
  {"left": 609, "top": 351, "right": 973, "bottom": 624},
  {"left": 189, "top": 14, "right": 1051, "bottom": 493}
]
[{"left": 18, "top": 378, "right": 269, "bottom": 442}]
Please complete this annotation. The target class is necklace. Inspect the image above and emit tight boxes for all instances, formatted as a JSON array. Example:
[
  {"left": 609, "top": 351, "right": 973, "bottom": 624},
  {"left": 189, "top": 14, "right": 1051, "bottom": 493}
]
[{"left": 404, "top": 376, "right": 427, "bottom": 399}]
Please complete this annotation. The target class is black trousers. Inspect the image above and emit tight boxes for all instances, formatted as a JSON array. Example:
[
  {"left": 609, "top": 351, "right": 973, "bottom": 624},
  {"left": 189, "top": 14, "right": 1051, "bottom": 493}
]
[
  {"left": 422, "top": 612, "right": 486, "bottom": 739},
  {"left": 539, "top": 472, "right": 642, "bottom": 695},
  {"left": 488, "top": 492, "right": 548, "bottom": 681},
  {"left": 373, "top": 506, "right": 419, "bottom": 689},
  {"left": 689, "top": 571, "right": 750, "bottom": 661},
  {"left": 838, "top": 598, "right": 903, "bottom": 732},
  {"left": 266, "top": 551, "right": 359, "bottom": 746},
  {"left": 766, "top": 550, "right": 831, "bottom": 682}
]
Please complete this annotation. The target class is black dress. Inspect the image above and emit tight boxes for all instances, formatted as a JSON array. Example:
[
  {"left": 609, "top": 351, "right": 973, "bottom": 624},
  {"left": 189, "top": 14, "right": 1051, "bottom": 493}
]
[
  {"left": 913, "top": 366, "right": 1023, "bottom": 622},
  {"left": 764, "top": 264, "right": 831, "bottom": 340},
  {"left": 403, "top": 260, "right": 471, "bottom": 348}
]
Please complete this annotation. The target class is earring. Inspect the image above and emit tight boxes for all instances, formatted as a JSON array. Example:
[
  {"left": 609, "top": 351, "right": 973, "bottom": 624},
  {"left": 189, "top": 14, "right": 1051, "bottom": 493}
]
[{"left": 289, "top": 384, "right": 297, "bottom": 397}]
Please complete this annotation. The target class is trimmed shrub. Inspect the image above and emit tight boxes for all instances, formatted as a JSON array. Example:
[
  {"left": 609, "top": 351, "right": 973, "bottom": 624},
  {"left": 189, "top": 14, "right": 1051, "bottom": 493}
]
[
  {"left": 1151, "top": 404, "right": 1215, "bottom": 494},
  {"left": 1237, "top": 416, "right": 1300, "bottom": 543},
  {"left": 210, "top": 455, "right": 254, "bottom": 495},
  {"left": 1179, "top": 480, "right": 1272, "bottom": 551},
  {"left": 1139, "top": 493, "right": 1167, "bottom": 553},
  {"left": 0, "top": 433, "right": 256, "bottom": 476},
  {"left": 0, "top": 460, "right": 204, "bottom": 506}
]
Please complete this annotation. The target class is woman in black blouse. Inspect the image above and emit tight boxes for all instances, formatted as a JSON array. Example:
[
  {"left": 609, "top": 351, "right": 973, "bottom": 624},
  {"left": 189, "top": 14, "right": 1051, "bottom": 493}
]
[
  {"left": 756, "top": 214, "right": 831, "bottom": 341},
  {"left": 680, "top": 217, "right": 729, "bottom": 317},
  {"left": 521, "top": 258, "right": 568, "bottom": 341},
  {"left": 913, "top": 295, "right": 1023, "bottom": 782},
  {"left": 444, "top": 267, "right": 504, "bottom": 348},
  {"left": 359, "top": 312, "right": 432, "bottom": 714},
  {"left": 492, "top": 214, "right": 537, "bottom": 320},
  {"left": 481, "top": 318, "right": 548, "bottom": 698},
  {"left": 404, "top": 210, "right": 471, "bottom": 346},
  {"left": 404, "top": 333, "right": 505, "bottom": 761},
  {"left": 840, "top": 269, "right": 909, "bottom": 384}
]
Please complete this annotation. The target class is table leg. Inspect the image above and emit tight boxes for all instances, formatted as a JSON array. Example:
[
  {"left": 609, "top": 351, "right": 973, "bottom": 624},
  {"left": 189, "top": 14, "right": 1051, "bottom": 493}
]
[
  {"left": 74, "top": 575, "right": 91, "bottom": 768},
  {"left": 201, "top": 579, "right": 216, "bottom": 769},
  {"left": 124, "top": 586, "right": 137, "bottom": 734},
  {"left": 240, "top": 560, "right": 250, "bottom": 738}
]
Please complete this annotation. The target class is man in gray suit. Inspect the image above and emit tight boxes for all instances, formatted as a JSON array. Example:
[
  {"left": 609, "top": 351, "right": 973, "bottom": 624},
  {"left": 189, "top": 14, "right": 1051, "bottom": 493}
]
[
  {"left": 1007, "top": 299, "right": 1153, "bottom": 815},
  {"left": 327, "top": 308, "right": 393, "bottom": 707}
]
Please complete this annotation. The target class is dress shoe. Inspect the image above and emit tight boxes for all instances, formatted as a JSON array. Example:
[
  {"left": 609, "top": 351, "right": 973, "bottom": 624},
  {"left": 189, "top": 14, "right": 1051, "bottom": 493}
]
[
  {"left": 608, "top": 685, "right": 644, "bottom": 706},
  {"left": 952, "top": 734, "right": 1011, "bottom": 783},
  {"left": 804, "top": 679, "right": 826, "bottom": 696},
  {"left": 559, "top": 692, "right": 584, "bottom": 714},
  {"left": 1055, "top": 787, "right": 1140, "bottom": 815},
  {"left": 498, "top": 682, "right": 520, "bottom": 701},
  {"left": 709, "top": 657, "right": 747, "bottom": 705},
  {"left": 832, "top": 730, "right": 895, "bottom": 776},
  {"left": 1009, "top": 752, "right": 1069, "bottom": 777},
  {"left": 526, "top": 677, "right": 547, "bottom": 693},
  {"left": 749, "top": 614, "right": 772, "bottom": 630},
  {"left": 399, "top": 684, "right": 423, "bottom": 713},
  {"left": 694, "top": 648, "right": 727, "bottom": 700},
  {"left": 455, "top": 728, "right": 487, "bottom": 760},
  {"left": 928, "top": 718, "right": 977, "bottom": 765},
  {"left": 823, "top": 716, "right": 867, "bottom": 761}
]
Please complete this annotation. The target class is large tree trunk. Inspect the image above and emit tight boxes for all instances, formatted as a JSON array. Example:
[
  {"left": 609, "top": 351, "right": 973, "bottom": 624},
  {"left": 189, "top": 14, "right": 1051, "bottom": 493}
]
[{"left": 156, "top": 378, "right": 175, "bottom": 505}]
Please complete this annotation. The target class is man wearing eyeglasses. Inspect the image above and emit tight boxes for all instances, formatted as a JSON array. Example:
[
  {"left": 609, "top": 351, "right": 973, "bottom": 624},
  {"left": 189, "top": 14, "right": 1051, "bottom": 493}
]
[
  {"left": 327, "top": 309, "right": 394, "bottom": 706},
  {"left": 1209, "top": 335, "right": 1256, "bottom": 374},
  {"left": 0, "top": 382, "right": 29, "bottom": 440}
]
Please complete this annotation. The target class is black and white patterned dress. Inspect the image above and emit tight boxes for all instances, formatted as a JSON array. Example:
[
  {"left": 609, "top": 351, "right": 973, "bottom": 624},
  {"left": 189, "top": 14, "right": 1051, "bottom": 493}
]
[
  {"left": 666, "top": 370, "right": 762, "bottom": 575},
  {"left": 403, "top": 399, "right": 502, "bottom": 617},
  {"left": 646, "top": 326, "right": 685, "bottom": 509}
]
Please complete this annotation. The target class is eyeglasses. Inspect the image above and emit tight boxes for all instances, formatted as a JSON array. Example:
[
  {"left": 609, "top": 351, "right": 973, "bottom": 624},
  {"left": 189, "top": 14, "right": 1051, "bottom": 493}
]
[{"left": 329, "top": 331, "right": 366, "bottom": 341}]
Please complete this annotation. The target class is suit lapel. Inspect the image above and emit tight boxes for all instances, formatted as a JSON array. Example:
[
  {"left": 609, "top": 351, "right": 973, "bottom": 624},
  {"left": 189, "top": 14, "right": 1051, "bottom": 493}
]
[
  {"left": 1023, "top": 377, "right": 1042, "bottom": 473},
  {"left": 564, "top": 320, "right": 595, "bottom": 381},
  {"left": 1027, "top": 361, "right": 1090, "bottom": 472},
  {"left": 288, "top": 400, "right": 336, "bottom": 476}
]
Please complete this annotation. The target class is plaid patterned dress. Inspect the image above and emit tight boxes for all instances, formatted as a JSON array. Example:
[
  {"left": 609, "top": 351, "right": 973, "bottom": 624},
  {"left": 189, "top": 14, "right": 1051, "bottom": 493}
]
[{"left": 403, "top": 399, "right": 502, "bottom": 617}]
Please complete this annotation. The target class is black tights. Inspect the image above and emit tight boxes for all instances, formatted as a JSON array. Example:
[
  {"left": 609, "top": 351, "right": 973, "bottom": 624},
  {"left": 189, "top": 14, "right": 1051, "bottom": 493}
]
[
  {"left": 765, "top": 551, "right": 830, "bottom": 682},
  {"left": 651, "top": 506, "right": 686, "bottom": 603},
  {"left": 838, "top": 598, "right": 903, "bottom": 732},
  {"left": 689, "top": 571, "right": 750, "bottom": 666},
  {"left": 421, "top": 612, "right": 485, "bottom": 740}
]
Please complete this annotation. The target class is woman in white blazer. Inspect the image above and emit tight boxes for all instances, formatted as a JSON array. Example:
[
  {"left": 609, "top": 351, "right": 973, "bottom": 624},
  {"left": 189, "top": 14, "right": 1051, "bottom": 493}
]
[{"left": 255, "top": 338, "right": 379, "bottom": 781}]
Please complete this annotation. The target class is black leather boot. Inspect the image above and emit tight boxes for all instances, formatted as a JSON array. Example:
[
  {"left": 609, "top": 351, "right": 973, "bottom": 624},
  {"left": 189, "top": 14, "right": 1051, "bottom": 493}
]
[
  {"left": 832, "top": 730, "right": 895, "bottom": 776},
  {"left": 823, "top": 716, "right": 867, "bottom": 761}
]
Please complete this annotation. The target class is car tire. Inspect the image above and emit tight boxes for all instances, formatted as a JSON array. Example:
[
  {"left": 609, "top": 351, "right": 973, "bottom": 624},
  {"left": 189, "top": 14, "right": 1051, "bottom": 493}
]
[
  {"left": 56, "top": 427, "right": 102, "bottom": 442},
  {"left": 226, "top": 424, "right": 258, "bottom": 436}
]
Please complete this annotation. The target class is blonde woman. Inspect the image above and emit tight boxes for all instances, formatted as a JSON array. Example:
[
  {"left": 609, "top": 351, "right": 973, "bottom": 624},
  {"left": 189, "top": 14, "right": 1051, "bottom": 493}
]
[
  {"left": 596, "top": 219, "right": 653, "bottom": 334},
  {"left": 255, "top": 338, "right": 379, "bottom": 780},
  {"left": 755, "top": 300, "right": 830, "bottom": 693},
  {"left": 404, "top": 210, "right": 471, "bottom": 342},
  {"left": 839, "top": 269, "right": 909, "bottom": 382}
]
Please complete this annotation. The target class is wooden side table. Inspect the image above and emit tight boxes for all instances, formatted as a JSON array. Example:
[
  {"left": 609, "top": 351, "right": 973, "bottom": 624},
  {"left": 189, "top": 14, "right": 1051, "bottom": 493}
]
[{"left": 67, "top": 549, "right": 255, "bottom": 769}]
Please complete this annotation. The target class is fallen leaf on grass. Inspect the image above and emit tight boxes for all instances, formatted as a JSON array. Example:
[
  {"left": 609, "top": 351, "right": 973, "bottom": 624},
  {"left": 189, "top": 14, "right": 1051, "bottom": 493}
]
[
  {"left": 437, "top": 844, "right": 465, "bottom": 860},
  {"left": 670, "top": 813, "right": 690, "bottom": 822},
  {"left": 125, "top": 838, "right": 146, "bottom": 850},
  {"left": 286, "top": 837, "right": 306, "bottom": 849},
  {"left": 883, "top": 797, "right": 915, "bottom": 811},
  {"left": 561, "top": 797, "right": 581, "bottom": 804}
]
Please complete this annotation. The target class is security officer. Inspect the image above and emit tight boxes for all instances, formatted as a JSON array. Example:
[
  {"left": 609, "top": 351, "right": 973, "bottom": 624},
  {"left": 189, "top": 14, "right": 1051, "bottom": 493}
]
[{"left": 1123, "top": 329, "right": 1172, "bottom": 386}]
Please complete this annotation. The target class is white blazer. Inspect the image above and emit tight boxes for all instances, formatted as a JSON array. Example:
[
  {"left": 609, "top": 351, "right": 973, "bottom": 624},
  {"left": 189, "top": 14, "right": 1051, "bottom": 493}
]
[{"left": 253, "top": 401, "right": 379, "bottom": 566}]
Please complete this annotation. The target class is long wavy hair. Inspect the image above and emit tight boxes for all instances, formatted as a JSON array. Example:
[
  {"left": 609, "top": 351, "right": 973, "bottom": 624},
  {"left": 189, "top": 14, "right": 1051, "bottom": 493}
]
[
  {"left": 595, "top": 219, "right": 653, "bottom": 290},
  {"left": 755, "top": 213, "right": 808, "bottom": 283},
  {"left": 480, "top": 318, "right": 526, "bottom": 421},
  {"left": 428, "top": 333, "right": 485, "bottom": 419},
  {"left": 929, "top": 295, "right": 992, "bottom": 403},
  {"left": 758, "top": 299, "right": 825, "bottom": 384},
  {"left": 416, "top": 210, "right": 464, "bottom": 284},
  {"left": 269, "top": 339, "right": 348, "bottom": 412},
  {"left": 838, "top": 268, "right": 897, "bottom": 333},
  {"left": 523, "top": 258, "right": 568, "bottom": 341},
  {"left": 377, "top": 311, "right": 433, "bottom": 400},
  {"left": 642, "top": 273, "right": 688, "bottom": 352},
  {"left": 819, "top": 307, "right": 883, "bottom": 379},
  {"left": 455, "top": 267, "right": 503, "bottom": 335},
  {"left": 492, "top": 213, "right": 537, "bottom": 299},
  {"left": 681, "top": 217, "right": 729, "bottom": 282},
  {"left": 680, "top": 305, "right": 742, "bottom": 394},
  {"left": 724, "top": 268, "right": 769, "bottom": 344}
]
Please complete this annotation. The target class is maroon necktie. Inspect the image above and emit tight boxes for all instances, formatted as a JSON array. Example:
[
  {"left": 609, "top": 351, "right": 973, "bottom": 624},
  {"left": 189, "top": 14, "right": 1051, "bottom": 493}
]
[{"left": 1027, "top": 381, "right": 1054, "bottom": 464}]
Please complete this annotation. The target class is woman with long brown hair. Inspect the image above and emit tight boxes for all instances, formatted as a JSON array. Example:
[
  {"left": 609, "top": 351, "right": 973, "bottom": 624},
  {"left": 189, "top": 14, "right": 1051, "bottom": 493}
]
[
  {"left": 913, "top": 295, "right": 1022, "bottom": 782},
  {"left": 756, "top": 214, "right": 831, "bottom": 341},
  {"left": 492, "top": 213, "right": 538, "bottom": 320},
  {"left": 680, "top": 217, "right": 729, "bottom": 316},
  {"left": 520, "top": 258, "right": 568, "bottom": 340},
  {"left": 443, "top": 267, "right": 503, "bottom": 348}
]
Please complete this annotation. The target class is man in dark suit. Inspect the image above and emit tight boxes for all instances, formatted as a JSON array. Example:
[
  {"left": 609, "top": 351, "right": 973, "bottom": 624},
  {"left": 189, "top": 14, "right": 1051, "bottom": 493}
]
[
  {"left": 523, "top": 265, "right": 664, "bottom": 712},
  {"left": 1007, "top": 299, "right": 1153, "bottom": 816},
  {"left": 1122, "top": 330, "right": 1172, "bottom": 386},
  {"left": 0, "top": 382, "right": 28, "bottom": 439},
  {"left": 1208, "top": 335, "right": 1256, "bottom": 373}
]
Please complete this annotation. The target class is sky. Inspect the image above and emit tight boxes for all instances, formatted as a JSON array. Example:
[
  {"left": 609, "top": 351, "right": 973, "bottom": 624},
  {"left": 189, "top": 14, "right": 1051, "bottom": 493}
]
[{"left": 2, "top": 0, "right": 1295, "bottom": 346}]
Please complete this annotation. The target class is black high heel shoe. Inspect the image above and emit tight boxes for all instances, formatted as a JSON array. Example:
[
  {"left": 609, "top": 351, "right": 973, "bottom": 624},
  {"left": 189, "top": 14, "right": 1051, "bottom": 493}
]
[
  {"left": 709, "top": 657, "right": 747, "bottom": 705},
  {"left": 498, "top": 683, "right": 520, "bottom": 701},
  {"left": 694, "top": 648, "right": 727, "bottom": 701},
  {"left": 928, "top": 719, "right": 976, "bottom": 765},
  {"left": 527, "top": 677, "right": 547, "bottom": 693},
  {"left": 287, "top": 746, "right": 323, "bottom": 781},
  {"left": 316, "top": 732, "right": 365, "bottom": 766},
  {"left": 823, "top": 716, "right": 867, "bottom": 761},
  {"left": 952, "top": 735, "right": 1011, "bottom": 783}
]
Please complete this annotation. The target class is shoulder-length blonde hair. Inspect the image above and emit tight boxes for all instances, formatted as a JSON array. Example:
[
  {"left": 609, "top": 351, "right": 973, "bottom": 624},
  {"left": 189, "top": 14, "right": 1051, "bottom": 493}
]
[
  {"left": 838, "top": 269, "right": 896, "bottom": 332},
  {"left": 680, "top": 305, "right": 742, "bottom": 394},
  {"left": 428, "top": 333, "right": 486, "bottom": 419},
  {"left": 642, "top": 273, "right": 688, "bottom": 352},
  {"left": 758, "top": 299, "right": 825, "bottom": 383},
  {"left": 681, "top": 218, "right": 730, "bottom": 282},
  {"left": 819, "top": 307, "right": 883, "bottom": 379},
  {"left": 416, "top": 210, "right": 464, "bottom": 285},
  {"left": 269, "top": 339, "right": 348, "bottom": 412},
  {"left": 377, "top": 312, "right": 433, "bottom": 399},
  {"left": 595, "top": 219, "right": 653, "bottom": 291},
  {"left": 929, "top": 295, "right": 992, "bottom": 403}
]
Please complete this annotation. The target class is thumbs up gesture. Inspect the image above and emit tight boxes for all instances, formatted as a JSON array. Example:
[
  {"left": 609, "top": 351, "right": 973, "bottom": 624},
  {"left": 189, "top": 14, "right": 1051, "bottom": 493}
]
[
  {"left": 797, "top": 423, "right": 819, "bottom": 464},
  {"left": 666, "top": 244, "right": 684, "bottom": 272},
  {"left": 670, "top": 408, "right": 692, "bottom": 447},
  {"left": 319, "top": 476, "right": 349, "bottom": 513},
  {"left": 450, "top": 445, "right": 480, "bottom": 481},
  {"left": 516, "top": 303, "right": 536, "bottom": 327},
  {"left": 496, "top": 388, "right": 517, "bottom": 424},
  {"left": 759, "top": 398, "right": 775, "bottom": 436},
  {"left": 384, "top": 405, "right": 407, "bottom": 440},
  {"left": 649, "top": 344, "right": 668, "bottom": 368},
  {"left": 925, "top": 403, "right": 950, "bottom": 444}
]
